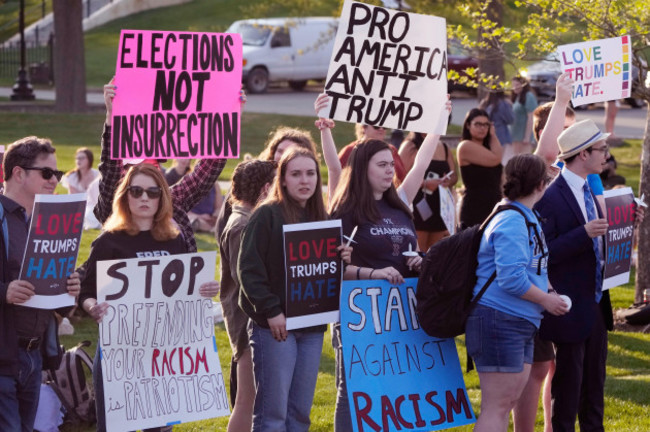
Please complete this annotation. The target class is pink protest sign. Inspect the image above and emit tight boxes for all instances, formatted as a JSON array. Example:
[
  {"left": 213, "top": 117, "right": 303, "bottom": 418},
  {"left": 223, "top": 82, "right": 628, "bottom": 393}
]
[
  {"left": 112, "top": 30, "right": 242, "bottom": 159},
  {"left": 558, "top": 36, "right": 632, "bottom": 107}
]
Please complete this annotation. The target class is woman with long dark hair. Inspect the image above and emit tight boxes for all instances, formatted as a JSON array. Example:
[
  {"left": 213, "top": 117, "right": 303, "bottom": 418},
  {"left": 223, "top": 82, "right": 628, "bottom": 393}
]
[
  {"left": 457, "top": 108, "right": 503, "bottom": 229},
  {"left": 480, "top": 90, "right": 515, "bottom": 164},
  {"left": 61, "top": 147, "right": 99, "bottom": 193}
]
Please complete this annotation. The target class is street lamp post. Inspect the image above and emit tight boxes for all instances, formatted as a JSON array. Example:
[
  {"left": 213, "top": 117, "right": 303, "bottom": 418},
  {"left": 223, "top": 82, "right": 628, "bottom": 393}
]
[{"left": 11, "top": 0, "right": 35, "bottom": 101}]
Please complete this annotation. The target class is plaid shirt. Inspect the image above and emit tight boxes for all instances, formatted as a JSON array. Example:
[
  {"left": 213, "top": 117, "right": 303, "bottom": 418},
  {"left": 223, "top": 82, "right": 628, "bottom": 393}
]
[{"left": 94, "top": 124, "right": 226, "bottom": 252}]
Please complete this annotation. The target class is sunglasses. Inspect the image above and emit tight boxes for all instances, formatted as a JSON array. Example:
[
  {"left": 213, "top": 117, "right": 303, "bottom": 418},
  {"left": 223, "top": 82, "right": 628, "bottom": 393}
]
[
  {"left": 20, "top": 166, "right": 64, "bottom": 181},
  {"left": 127, "top": 186, "right": 162, "bottom": 199}
]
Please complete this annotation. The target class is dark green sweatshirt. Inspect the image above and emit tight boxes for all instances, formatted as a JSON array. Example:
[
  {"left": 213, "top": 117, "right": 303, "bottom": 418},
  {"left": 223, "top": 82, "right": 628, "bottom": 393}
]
[{"left": 238, "top": 203, "right": 326, "bottom": 332}]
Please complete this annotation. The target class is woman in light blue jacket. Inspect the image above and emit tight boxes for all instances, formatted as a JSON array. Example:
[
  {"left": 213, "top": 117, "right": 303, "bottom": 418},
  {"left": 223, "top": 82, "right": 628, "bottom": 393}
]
[{"left": 465, "top": 154, "right": 569, "bottom": 432}]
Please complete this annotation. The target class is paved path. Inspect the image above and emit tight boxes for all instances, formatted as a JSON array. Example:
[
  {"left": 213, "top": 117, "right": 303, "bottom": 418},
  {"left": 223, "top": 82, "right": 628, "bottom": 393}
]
[{"left": 2, "top": 85, "right": 647, "bottom": 138}]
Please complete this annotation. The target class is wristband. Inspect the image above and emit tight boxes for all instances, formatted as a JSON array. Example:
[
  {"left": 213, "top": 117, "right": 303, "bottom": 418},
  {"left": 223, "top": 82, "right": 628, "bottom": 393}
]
[
  {"left": 357, "top": 267, "right": 361, "bottom": 280},
  {"left": 369, "top": 269, "right": 375, "bottom": 279}
]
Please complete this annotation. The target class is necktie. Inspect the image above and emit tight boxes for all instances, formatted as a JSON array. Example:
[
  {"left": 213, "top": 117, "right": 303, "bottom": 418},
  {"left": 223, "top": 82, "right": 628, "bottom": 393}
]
[{"left": 583, "top": 182, "right": 603, "bottom": 302}]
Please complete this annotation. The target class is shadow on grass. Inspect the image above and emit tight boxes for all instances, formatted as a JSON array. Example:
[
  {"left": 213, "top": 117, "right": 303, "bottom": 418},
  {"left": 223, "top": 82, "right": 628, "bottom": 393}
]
[{"left": 607, "top": 332, "right": 650, "bottom": 371}]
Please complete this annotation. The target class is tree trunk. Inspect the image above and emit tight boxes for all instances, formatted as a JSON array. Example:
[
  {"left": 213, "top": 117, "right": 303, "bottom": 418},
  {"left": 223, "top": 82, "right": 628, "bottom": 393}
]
[
  {"left": 53, "top": 0, "right": 86, "bottom": 112},
  {"left": 634, "top": 107, "right": 650, "bottom": 303},
  {"left": 477, "top": 0, "right": 505, "bottom": 100}
]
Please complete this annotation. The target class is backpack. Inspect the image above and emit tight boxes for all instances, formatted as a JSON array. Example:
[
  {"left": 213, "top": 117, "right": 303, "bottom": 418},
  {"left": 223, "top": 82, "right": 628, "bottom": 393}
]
[
  {"left": 416, "top": 204, "right": 544, "bottom": 339},
  {"left": 45, "top": 340, "right": 96, "bottom": 425}
]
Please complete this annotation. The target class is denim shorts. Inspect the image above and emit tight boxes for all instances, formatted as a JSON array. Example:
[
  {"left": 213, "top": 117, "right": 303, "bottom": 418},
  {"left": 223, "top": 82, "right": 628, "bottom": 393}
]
[{"left": 465, "top": 304, "right": 537, "bottom": 373}]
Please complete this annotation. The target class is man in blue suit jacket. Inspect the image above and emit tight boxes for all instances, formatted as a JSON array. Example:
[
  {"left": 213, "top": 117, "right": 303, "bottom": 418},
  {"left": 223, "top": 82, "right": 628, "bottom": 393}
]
[{"left": 534, "top": 118, "right": 612, "bottom": 432}]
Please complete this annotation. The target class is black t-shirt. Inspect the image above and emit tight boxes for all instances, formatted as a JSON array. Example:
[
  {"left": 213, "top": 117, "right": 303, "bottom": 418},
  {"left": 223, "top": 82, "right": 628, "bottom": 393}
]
[
  {"left": 341, "top": 198, "right": 418, "bottom": 277},
  {"left": 78, "top": 230, "right": 187, "bottom": 307}
]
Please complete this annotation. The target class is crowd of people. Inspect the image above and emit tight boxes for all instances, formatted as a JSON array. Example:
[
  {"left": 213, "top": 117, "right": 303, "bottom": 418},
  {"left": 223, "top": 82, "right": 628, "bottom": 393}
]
[{"left": 0, "top": 71, "right": 644, "bottom": 432}]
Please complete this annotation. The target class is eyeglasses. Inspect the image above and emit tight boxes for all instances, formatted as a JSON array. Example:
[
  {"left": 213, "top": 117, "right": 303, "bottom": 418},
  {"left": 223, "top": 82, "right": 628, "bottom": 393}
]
[
  {"left": 590, "top": 145, "right": 610, "bottom": 154},
  {"left": 471, "top": 122, "right": 491, "bottom": 128},
  {"left": 127, "top": 186, "right": 162, "bottom": 199},
  {"left": 20, "top": 166, "right": 64, "bottom": 181}
]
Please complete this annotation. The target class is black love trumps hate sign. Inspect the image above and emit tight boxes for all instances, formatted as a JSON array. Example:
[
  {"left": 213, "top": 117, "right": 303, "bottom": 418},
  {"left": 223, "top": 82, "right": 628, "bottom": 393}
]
[
  {"left": 322, "top": 0, "right": 448, "bottom": 133},
  {"left": 96, "top": 251, "right": 229, "bottom": 431}
]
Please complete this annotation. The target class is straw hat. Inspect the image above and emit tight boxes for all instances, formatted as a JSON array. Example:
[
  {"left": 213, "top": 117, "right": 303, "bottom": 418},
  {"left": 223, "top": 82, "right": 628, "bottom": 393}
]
[{"left": 557, "top": 119, "right": 610, "bottom": 159}]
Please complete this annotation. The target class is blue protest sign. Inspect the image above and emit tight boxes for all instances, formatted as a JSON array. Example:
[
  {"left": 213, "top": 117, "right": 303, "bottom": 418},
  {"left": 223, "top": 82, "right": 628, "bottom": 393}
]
[{"left": 340, "top": 278, "right": 475, "bottom": 432}]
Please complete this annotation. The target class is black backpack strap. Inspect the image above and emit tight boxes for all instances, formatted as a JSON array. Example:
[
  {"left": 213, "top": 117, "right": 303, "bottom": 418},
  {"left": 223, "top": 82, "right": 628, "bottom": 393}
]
[{"left": 472, "top": 203, "right": 545, "bottom": 305}]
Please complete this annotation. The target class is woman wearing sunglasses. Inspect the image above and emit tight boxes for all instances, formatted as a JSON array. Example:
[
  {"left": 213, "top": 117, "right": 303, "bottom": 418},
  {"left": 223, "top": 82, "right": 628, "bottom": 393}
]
[
  {"left": 77, "top": 163, "right": 219, "bottom": 432},
  {"left": 457, "top": 108, "right": 504, "bottom": 230}
]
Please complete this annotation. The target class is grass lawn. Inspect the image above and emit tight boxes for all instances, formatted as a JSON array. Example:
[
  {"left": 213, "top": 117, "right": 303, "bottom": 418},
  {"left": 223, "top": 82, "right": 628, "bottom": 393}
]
[{"left": 1, "top": 106, "right": 648, "bottom": 431}]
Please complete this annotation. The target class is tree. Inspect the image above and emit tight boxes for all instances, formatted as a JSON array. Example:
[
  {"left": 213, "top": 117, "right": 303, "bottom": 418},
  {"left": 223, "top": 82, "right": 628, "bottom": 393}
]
[
  {"left": 451, "top": 0, "right": 650, "bottom": 302},
  {"left": 53, "top": 0, "right": 86, "bottom": 112}
]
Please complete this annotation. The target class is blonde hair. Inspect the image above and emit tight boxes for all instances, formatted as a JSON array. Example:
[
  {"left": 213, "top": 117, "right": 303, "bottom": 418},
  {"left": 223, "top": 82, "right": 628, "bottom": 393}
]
[{"left": 103, "top": 164, "right": 179, "bottom": 241}]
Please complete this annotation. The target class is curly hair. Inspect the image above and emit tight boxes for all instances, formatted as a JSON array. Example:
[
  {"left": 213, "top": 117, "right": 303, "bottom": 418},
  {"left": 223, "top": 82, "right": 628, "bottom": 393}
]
[
  {"left": 230, "top": 159, "right": 276, "bottom": 207},
  {"left": 258, "top": 126, "right": 318, "bottom": 161},
  {"left": 103, "top": 163, "right": 179, "bottom": 241}
]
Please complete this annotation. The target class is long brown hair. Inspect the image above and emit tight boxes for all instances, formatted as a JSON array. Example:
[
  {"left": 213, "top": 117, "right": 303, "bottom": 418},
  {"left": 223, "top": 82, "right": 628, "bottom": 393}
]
[
  {"left": 330, "top": 139, "right": 412, "bottom": 225},
  {"left": 262, "top": 148, "right": 327, "bottom": 224},
  {"left": 103, "top": 163, "right": 178, "bottom": 241},
  {"left": 258, "top": 126, "right": 318, "bottom": 161},
  {"left": 67, "top": 147, "right": 94, "bottom": 182}
]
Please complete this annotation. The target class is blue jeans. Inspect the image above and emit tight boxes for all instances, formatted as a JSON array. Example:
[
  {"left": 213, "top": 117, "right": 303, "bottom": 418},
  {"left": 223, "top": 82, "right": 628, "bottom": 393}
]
[
  {"left": 331, "top": 323, "right": 353, "bottom": 432},
  {"left": 0, "top": 348, "right": 43, "bottom": 432},
  {"left": 248, "top": 321, "right": 324, "bottom": 432},
  {"left": 93, "top": 344, "right": 172, "bottom": 432}
]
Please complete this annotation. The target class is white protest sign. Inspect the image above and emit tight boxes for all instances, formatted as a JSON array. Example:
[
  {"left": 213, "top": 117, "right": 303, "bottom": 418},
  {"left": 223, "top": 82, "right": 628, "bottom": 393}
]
[
  {"left": 322, "top": 0, "right": 447, "bottom": 133},
  {"left": 97, "top": 251, "right": 229, "bottom": 432},
  {"left": 439, "top": 186, "right": 456, "bottom": 235},
  {"left": 558, "top": 36, "right": 632, "bottom": 106}
]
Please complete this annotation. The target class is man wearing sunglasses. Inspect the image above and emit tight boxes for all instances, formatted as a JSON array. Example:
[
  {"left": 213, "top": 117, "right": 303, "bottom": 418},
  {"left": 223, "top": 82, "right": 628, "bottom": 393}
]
[{"left": 0, "top": 136, "right": 81, "bottom": 432}]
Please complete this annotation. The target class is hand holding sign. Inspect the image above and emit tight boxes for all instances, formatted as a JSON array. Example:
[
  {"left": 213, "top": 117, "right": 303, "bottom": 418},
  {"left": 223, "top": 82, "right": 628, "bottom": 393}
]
[
  {"left": 268, "top": 313, "right": 288, "bottom": 342},
  {"left": 198, "top": 280, "right": 220, "bottom": 298},
  {"left": 314, "top": 93, "right": 336, "bottom": 130},
  {"left": 66, "top": 271, "right": 81, "bottom": 297},
  {"left": 373, "top": 266, "right": 404, "bottom": 285},
  {"left": 585, "top": 218, "right": 609, "bottom": 238},
  {"left": 87, "top": 302, "right": 110, "bottom": 323},
  {"left": 6, "top": 280, "right": 35, "bottom": 304},
  {"left": 104, "top": 77, "right": 116, "bottom": 126},
  {"left": 337, "top": 244, "right": 353, "bottom": 265},
  {"left": 555, "top": 72, "right": 575, "bottom": 105}
]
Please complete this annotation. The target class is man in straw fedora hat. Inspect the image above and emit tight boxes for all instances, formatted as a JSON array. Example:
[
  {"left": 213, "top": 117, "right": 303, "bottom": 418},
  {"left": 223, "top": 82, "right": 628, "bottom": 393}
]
[{"left": 533, "top": 117, "right": 643, "bottom": 431}]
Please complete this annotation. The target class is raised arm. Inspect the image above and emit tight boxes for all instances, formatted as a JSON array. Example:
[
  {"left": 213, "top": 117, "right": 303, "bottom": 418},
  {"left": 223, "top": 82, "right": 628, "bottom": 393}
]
[
  {"left": 94, "top": 78, "right": 124, "bottom": 224},
  {"left": 398, "top": 96, "right": 451, "bottom": 205},
  {"left": 170, "top": 89, "right": 246, "bottom": 212},
  {"left": 457, "top": 121, "right": 503, "bottom": 167},
  {"left": 535, "top": 72, "right": 574, "bottom": 165},
  {"left": 314, "top": 93, "right": 342, "bottom": 201}
]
